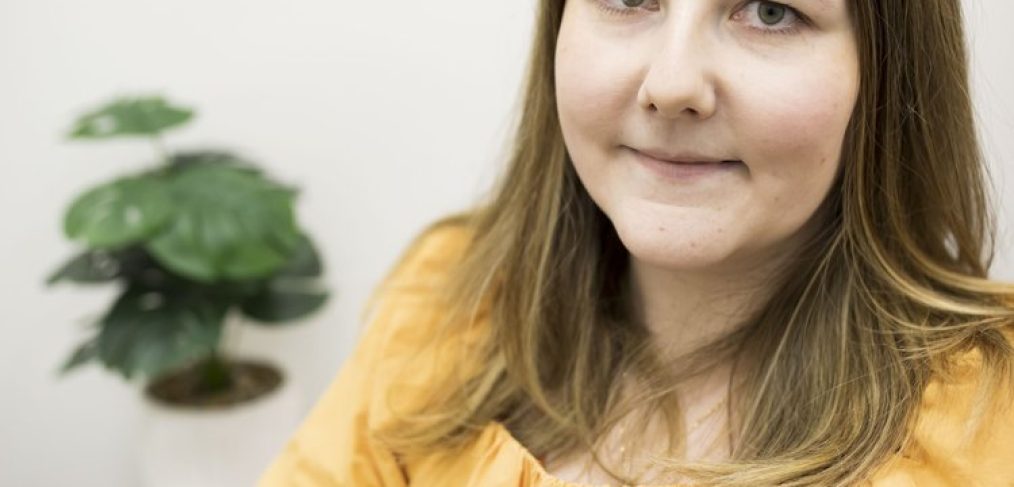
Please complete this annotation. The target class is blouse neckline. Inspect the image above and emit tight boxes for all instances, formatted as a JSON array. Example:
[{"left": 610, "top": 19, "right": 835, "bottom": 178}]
[{"left": 488, "top": 421, "right": 688, "bottom": 487}]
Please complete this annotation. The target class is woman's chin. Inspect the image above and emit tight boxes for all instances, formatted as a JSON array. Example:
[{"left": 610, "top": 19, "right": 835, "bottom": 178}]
[{"left": 614, "top": 231, "right": 739, "bottom": 273}]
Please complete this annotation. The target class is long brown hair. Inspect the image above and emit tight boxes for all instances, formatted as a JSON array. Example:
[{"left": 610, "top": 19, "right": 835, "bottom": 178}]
[{"left": 375, "top": 1, "right": 1014, "bottom": 484}]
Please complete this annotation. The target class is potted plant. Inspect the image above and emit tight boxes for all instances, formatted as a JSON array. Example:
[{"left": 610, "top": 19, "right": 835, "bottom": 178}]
[{"left": 47, "top": 95, "right": 329, "bottom": 486}]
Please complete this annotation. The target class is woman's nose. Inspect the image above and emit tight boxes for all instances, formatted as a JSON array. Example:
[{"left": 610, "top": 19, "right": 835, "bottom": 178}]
[{"left": 636, "top": 22, "right": 718, "bottom": 120}]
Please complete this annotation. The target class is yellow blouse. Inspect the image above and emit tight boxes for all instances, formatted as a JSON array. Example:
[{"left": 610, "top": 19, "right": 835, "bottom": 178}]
[{"left": 260, "top": 225, "right": 1014, "bottom": 486}]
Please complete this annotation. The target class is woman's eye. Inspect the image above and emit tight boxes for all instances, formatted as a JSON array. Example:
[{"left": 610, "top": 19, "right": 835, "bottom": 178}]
[
  {"left": 757, "top": 3, "right": 787, "bottom": 25},
  {"left": 594, "top": 0, "right": 807, "bottom": 35},
  {"left": 736, "top": 1, "right": 807, "bottom": 35},
  {"left": 594, "top": 0, "right": 661, "bottom": 16}
]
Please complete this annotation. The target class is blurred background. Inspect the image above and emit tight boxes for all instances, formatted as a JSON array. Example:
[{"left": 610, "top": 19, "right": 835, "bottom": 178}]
[{"left": 0, "top": 1, "right": 1010, "bottom": 485}]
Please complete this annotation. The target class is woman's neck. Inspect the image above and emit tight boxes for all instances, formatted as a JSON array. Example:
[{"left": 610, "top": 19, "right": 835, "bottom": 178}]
[{"left": 626, "top": 257, "right": 778, "bottom": 362}]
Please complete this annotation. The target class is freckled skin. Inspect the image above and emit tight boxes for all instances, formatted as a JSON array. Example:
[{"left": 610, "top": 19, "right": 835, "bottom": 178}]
[{"left": 555, "top": 0, "right": 859, "bottom": 275}]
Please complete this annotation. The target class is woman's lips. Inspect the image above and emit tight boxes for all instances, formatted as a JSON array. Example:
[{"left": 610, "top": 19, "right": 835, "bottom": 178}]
[{"left": 627, "top": 147, "right": 743, "bottom": 181}]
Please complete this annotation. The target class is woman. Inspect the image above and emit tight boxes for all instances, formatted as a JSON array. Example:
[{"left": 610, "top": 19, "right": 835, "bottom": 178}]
[{"left": 262, "top": 0, "right": 1014, "bottom": 485}]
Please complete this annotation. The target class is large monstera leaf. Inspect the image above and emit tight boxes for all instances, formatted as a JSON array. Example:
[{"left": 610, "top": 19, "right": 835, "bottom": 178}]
[
  {"left": 94, "top": 286, "right": 227, "bottom": 380},
  {"left": 63, "top": 175, "right": 173, "bottom": 248},
  {"left": 146, "top": 164, "right": 301, "bottom": 283},
  {"left": 239, "top": 234, "right": 329, "bottom": 324},
  {"left": 69, "top": 96, "right": 194, "bottom": 139}
]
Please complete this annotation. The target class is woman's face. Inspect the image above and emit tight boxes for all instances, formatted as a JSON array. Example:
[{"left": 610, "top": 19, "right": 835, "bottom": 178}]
[{"left": 555, "top": 0, "right": 858, "bottom": 274}]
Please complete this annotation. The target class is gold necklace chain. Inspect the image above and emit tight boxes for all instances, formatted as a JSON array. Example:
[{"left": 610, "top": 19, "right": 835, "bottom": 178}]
[
  {"left": 538, "top": 399, "right": 730, "bottom": 482},
  {"left": 630, "top": 396, "right": 728, "bottom": 482},
  {"left": 685, "top": 395, "right": 728, "bottom": 436},
  {"left": 616, "top": 394, "right": 728, "bottom": 457}
]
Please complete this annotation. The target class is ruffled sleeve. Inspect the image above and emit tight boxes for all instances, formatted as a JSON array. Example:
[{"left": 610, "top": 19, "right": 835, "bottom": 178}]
[{"left": 258, "top": 224, "right": 474, "bottom": 487}]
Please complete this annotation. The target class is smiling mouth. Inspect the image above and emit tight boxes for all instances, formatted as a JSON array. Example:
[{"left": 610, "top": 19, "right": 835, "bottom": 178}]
[
  {"left": 626, "top": 146, "right": 741, "bottom": 166},
  {"left": 627, "top": 147, "right": 743, "bottom": 180}
]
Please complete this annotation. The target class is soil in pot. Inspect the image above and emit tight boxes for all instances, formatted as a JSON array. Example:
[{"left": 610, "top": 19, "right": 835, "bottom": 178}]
[{"left": 146, "top": 358, "right": 283, "bottom": 408}]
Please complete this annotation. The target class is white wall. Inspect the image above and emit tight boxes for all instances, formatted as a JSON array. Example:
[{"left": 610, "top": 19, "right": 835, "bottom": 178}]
[
  {"left": 966, "top": 1, "right": 1014, "bottom": 277},
  {"left": 0, "top": 1, "right": 1010, "bottom": 485},
  {"left": 0, "top": 1, "right": 535, "bottom": 485}
]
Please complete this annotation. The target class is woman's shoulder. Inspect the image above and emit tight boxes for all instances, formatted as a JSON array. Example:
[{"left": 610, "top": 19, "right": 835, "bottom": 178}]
[
  {"left": 258, "top": 218, "right": 482, "bottom": 486},
  {"left": 375, "top": 215, "right": 476, "bottom": 295},
  {"left": 362, "top": 216, "right": 478, "bottom": 340},
  {"left": 870, "top": 323, "right": 1014, "bottom": 485},
  {"left": 360, "top": 216, "right": 475, "bottom": 331},
  {"left": 358, "top": 216, "right": 485, "bottom": 416}
]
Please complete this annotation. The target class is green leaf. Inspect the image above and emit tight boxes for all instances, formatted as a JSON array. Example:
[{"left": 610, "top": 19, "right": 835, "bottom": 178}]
[
  {"left": 240, "top": 282, "right": 329, "bottom": 324},
  {"left": 168, "top": 150, "right": 259, "bottom": 173},
  {"left": 96, "top": 286, "right": 227, "bottom": 380},
  {"left": 275, "top": 234, "right": 324, "bottom": 278},
  {"left": 235, "top": 234, "right": 328, "bottom": 323},
  {"left": 64, "top": 175, "right": 173, "bottom": 249},
  {"left": 69, "top": 95, "right": 194, "bottom": 139},
  {"left": 59, "top": 337, "right": 100, "bottom": 375},
  {"left": 146, "top": 165, "right": 301, "bottom": 282},
  {"left": 46, "top": 250, "right": 121, "bottom": 285}
]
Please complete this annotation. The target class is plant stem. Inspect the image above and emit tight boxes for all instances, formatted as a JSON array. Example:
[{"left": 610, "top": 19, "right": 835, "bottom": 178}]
[
  {"left": 225, "top": 312, "right": 243, "bottom": 358},
  {"left": 197, "top": 352, "right": 234, "bottom": 394}
]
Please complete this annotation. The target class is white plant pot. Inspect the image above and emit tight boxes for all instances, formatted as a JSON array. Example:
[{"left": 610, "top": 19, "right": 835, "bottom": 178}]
[{"left": 137, "top": 368, "right": 303, "bottom": 487}]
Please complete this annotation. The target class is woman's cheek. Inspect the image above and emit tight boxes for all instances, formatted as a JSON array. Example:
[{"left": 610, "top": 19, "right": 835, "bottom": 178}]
[
  {"left": 738, "top": 67, "right": 855, "bottom": 183},
  {"left": 729, "top": 71, "right": 856, "bottom": 247},
  {"left": 556, "top": 49, "right": 632, "bottom": 140}
]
